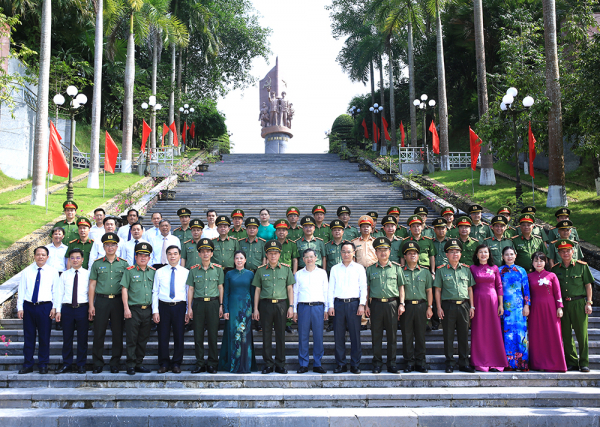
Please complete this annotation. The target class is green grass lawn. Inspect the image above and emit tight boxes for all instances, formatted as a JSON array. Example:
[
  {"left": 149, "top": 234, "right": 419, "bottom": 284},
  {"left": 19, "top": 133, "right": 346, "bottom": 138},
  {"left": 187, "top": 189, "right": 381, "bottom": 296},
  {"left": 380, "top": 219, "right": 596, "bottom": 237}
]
[
  {"left": 0, "top": 170, "right": 88, "bottom": 205},
  {"left": 0, "top": 172, "right": 144, "bottom": 250},
  {"left": 429, "top": 165, "right": 600, "bottom": 247},
  {"left": 0, "top": 170, "right": 25, "bottom": 190}
]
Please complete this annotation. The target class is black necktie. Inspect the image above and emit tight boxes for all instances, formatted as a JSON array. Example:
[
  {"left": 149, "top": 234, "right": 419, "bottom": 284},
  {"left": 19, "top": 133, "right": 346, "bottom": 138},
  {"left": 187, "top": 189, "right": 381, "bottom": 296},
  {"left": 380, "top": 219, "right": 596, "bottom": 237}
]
[
  {"left": 32, "top": 268, "right": 41, "bottom": 304},
  {"left": 72, "top": 270, "right": 78, "bottom": 305}
]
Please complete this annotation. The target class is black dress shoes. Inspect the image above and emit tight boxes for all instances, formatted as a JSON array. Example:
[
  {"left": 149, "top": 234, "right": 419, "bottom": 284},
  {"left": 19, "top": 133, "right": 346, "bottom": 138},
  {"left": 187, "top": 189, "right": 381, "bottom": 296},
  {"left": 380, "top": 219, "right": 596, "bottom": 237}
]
[
  {"left": 580, "top": 366, "right": 590, "bottom": 372},
  {"left": 126, "top": 367, "right": 135, "bottom": 375},
  {"left": 415, "top": 366, "right": 428, "bottom": 373},
  {"left": 110, "top": 366, "right": 119, "bottom": 374},
  {"left": 172, "top": 365, "right": 182, "bottom": 374},
  {"left": 192, "top": 366, "right": 207, "bottom": 374},
  {"left": 55, "top": 365, "right": 72, "bottom": 374},
  {"left": 207, "top": 366, "right": 217, "bottom": 374},
  {"left": 261, "top": 366, "right": 273, "bottom": 374},
  {"left": 566, "top": 365, "right": 579, "bottom": 371},
  {"left": 39, "top": 366, "right": 48, "bottom": 374},
  {"left": 445, "top": 366, "right": 454, "bottom": 373},
  {"left": 18, "top": 367, "right": 33, "bottom": 374},
  {"left": 135, "top": 366, "right": 150, "bottom": 373},
  {"left": 459, "top": 366, "right": 475, "bottom": 373},
  {"left": 285, "top": 326, "right": 293, "bottom": 333},
  {"left": 275, "top": 367, "right": 288, "bottom": 374},
  {"left": 256, "top": 324, "right": 262, "bottom": 332},
  {"left": 360, "top": 325, "right": 368, "bottom": 331},
  {"left": 313, "top": 366, "right": 326, "bottom": 374},
  {"left": 92, "top": 366, "right": 103, "bottom": 374},
  {"left": 297, "top": 366, "right": 309, "bottom": 374},
  {"left": 387, "top": 366, "right": 399, "bottom": 373},
  {"left": 489, "top": 368, "right": 500, "bottom": 373},
  {"left": 158, "top": 366, "right": 167, "bottom": 374},
  {"left": 403, "top": 366, "right": 414, "bottom": 373},
  {"left": 333, "top": 365, "right": 347, "bottom": 374},
  {"left": 326, "top": 324, "right": 334, "bottom": 332},
  {"left": 350, "top": 366, "right": 361, "bottom": 374},
  {"left": 372, "top": 366, "right": 382, "bottom": 374},
  {"left": 77, "top": 366, "right": 86, "bottom": 374}
]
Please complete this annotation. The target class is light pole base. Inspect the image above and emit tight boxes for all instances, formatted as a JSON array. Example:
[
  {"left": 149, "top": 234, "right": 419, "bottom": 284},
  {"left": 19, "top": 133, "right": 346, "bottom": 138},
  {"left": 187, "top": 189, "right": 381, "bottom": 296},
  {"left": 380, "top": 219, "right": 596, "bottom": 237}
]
[
  {"left": 546, "top": 185, "right": 568, "bottom": 208},
  {"left": 121, "top": 159, "right": 132, "bottom": 173},
  {"left": 479, "top": 168, "right": 496, "bottom": 186},
  {"left": 66, "top": 182, "right": 74, "bottom": 201}
]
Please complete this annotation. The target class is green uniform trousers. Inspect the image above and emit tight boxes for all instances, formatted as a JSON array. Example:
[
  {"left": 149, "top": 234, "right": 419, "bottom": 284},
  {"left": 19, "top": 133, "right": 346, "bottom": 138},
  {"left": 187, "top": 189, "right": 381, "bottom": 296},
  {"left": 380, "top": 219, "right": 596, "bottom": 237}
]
[
  {"left": 259, "top": 299, "right": 287, "bottom": 369},
  {"left": 92, "top": 295, "right": 124, "bottom": 368},
  {"left": 192, "top": 298, "right": 220, "bottom": 368},
  {"left": 400, "top": 301, "right": 428, "bottom": 367},
  {"left": 561, "top": 299, "right": 589, "bottom": 368},
  {"left": 125, "top": 305, "right": 152, "bottom": 368},
  {"left": 441, "top": 300, "right": 470, "bottom": 368},
  {"left": 370, "top": 298, "right": 398, "bottom": 369}
]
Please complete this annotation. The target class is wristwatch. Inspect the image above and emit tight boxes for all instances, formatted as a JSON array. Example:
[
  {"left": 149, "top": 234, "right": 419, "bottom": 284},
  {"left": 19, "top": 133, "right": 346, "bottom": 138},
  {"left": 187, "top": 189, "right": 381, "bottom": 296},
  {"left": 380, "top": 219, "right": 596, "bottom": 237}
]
[
  {"left": 429, "top": 305, "right": 433, "bottom": 309},
  {"left": 471, "top": 306, "right": 476, "bottom": 310},
  {"left": 399, "top": 302, "right": 405, "bottom": 306},
  {"left": 289, "top": 304, "right": 293, "bottom": 308},
  {"left": 586, "top": 300, "right": 593, "bottom": 305}
]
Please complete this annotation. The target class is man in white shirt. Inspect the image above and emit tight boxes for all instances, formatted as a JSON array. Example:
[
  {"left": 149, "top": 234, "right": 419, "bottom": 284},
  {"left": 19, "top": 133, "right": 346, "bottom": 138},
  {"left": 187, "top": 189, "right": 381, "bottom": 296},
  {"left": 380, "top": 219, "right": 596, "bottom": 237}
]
[
  {"left": 89, "top": 208, "right": 106, "bottom": 242},
  {"left": 17, "top": 246, "right": 60, "bottom": 374},
  {"left": 153, "top": 219, "right": 181, "bottom": 268},
  {"left": 118, "top": 222, "right": 150, "bottom": 265},
  {"left": 201, "top": 209, "right": 219, "bottom": 239},
  {"left": 152, "top": 246, "right": 190, "bottom": 374},
  {"left": 118, "top": 209, "right": 144, "bottom": 242},
  {"left": 55, "top": 248, "right": 89, "bottom": 374},
  {"left": 293, "top": 248, "right": 328, "bottom": 374},
  {"left": 328, "top": 241, "right": 367, "bottom": 374},
  {"left": 143, "top": 212, "right": 163, "bottom": 247},
  {"left": 46, "top": 227, "right": 68, "bottom": 273},
  {"left": 89, "top": 217, "right": 120, "bottom": 262}
]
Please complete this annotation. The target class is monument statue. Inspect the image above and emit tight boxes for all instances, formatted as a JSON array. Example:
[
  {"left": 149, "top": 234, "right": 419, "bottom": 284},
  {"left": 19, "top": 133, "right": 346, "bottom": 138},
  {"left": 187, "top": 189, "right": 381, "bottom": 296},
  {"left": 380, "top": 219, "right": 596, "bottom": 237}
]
[
  {"left": 259, "top": 102, "right": 269, "bottom": 128},
  {"left": 269, "top": 91, "right": 278, "bottom": 126},
  {"left": 286, "top": 103, "right": 294, "bottom": 128},
  {"left": 279, "top": 92, "right": 289, "bottom": 129}
]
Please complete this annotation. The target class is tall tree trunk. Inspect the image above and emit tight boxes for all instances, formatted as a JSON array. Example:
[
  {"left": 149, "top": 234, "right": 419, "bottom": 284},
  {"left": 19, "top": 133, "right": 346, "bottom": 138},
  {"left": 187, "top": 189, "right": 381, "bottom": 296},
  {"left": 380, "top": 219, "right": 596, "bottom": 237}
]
[
  {"left": 543, "top": 0, "right": 567, "bottom": 207},
  {"left": 168, "top": 43, "right": 175, "bottom": 146},
  {"left": 474, "top": 0, "right": 495, "bottom": 185},
  {"left": 378, "top": 56, "right": 386, "bottom": 155},
  {"left": 87, "top": 0, "right": 103, "bottom": 189},
  {"left": 408, "top": 20, "right": 417, "bottom": 147},
  {"left": 151, "top": 31, "right": 157, "bottom": 153},
  {"left": 121, "top": 14, "right": 135, "bottom": 173},
  {"left": 435, "top": 1, "right": 450, "bottom": 170},
  {"left": 176, "top": 46, "right": 182, "bottom": 145},
  {"left": 370, "top": 61, "right": 376, "bottom": 151},
  {"left": 31, "top": 0, "right": 51, "bottom": 206},
  {"left": 388, "top": 48, "right": 397, "bottom": 155}
]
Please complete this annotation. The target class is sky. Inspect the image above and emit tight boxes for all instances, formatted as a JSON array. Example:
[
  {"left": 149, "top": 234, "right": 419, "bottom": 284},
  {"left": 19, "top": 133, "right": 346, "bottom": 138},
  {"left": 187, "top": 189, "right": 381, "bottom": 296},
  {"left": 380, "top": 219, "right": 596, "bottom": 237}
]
[{"left": 217, "top": 0, "right": 367, "bottom": 154}]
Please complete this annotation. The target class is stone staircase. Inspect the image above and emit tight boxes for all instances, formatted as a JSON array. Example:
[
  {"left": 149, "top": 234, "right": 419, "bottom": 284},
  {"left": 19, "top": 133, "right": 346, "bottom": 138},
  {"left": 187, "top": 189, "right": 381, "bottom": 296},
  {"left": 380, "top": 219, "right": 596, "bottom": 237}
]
[{"left": 1, "top": 153, "right": 599, "bottom": 426}]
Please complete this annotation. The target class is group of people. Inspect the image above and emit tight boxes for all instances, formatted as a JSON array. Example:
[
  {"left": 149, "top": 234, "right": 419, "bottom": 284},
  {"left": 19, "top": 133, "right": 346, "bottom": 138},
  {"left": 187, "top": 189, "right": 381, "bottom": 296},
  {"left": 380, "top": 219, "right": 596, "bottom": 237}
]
[{"left": 17, "top": 199, "right": 593, "bottom": 375}]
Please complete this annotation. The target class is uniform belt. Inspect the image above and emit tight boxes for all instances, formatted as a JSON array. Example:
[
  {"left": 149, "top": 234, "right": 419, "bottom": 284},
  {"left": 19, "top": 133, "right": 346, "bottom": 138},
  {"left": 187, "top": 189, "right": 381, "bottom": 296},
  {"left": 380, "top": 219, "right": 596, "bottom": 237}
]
[
  {"left": 131, "top": 304, "right": 151, "bottom": 309},
  {"left": 62, "top": 303, "right": 88, "bottom": 309},
  {"left": 160, "top": 300, "right": 186, "bottom": 306},
  {"left": 27, "top": 301, "right": 51, "bottom": 306},
  {"left": 449, "top": 300, "right": 469, "bottom": 305},
  {"left": 194, "top": 297, "right": 219, "bottom": 302},
  {"left": 564, "top": 295, "right": 586, "bottom": 302},
  {"left": 96, "top": 293, "right": 121, "bottom": 299},
  {"left": 371, "top": 297, "right": 398, "bottom": 303},
  {"left": 335, "top": 298, "right": 359, "bottom": 303},
  {"left": 298, "top": 302, "right": 324, "bottom": 306},
  {"left": 262, "top": 299, "right": 286, "bottom": 303},
  {"left": 405, "top": 299, "right": 426, "bottom": 305}
]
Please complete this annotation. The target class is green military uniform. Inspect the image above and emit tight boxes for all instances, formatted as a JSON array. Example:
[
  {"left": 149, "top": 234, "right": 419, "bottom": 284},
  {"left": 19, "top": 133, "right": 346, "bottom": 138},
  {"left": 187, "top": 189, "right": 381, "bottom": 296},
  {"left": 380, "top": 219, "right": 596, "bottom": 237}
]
[
  {"left": 366, "top": 256, "right": 406, "bottom": 371},
  {"left": 470, "top": 222, "right": 492, "bottom": 242},
  {"left": 89, "top": 245, "right": 129, "bottom": 369},
  {"left": 229, "top": 227, "right": 248, "bottom": 240},
  {"left": 314, "top": 224, "right": 332, "bottom": 243},
  {"left": 446, "top": 225, "right": 459, "bottom": 239},
  {"left": 517, "top": 224, "right": 548, "bottom": 242},
  {"left": 548, "top": 239, "right": 584, "bottom": 265},
  {"left": 287, "top": 226, "right": 303, "bottom": 242},
  {"left": 504, "top": 225, "right": 518, "bottom": 239},
  {"left": 65, "top": 238, "right": 94, "bottom": 269},
  {"left": 388, "top": 236, "right": 403, "bottom": 264},
  {"left": 279, "top": 239, "right": 299, "bottom": 269},
  {"left": 403, "top": 236, "right": 436, "bottom": 269},
  {"left": 324, "top": 239, "right": 344, "bottom": 274},
  {"left": 342, "top": 225, "right": 359, "bottom": 242},
  {"left": 211, "top": 236, "right": 239, "bottom": 270},
  {"left": 53, "top": 219, "right": 79, "bottom": 244},
  {"left": 172, "top": 226, "right": 192, "bottom": 245},
  {"left": 548, "top": 226, "right": 579, "bottom": 243},
  {"left": 121, "top": 262, "right": 156, "bottom": 369},
  {"left": 552, "top": 257, "right": 594, "bottom": 369},
  {"left": 238, "top": 237, "right": 266, "bottom": 271},
  {"left": 433, "top": 238, "right": 450, "bottom": 268},
  {"left": 252, "top": 261, "right": 295, "bottom": 369},
  {"left": 181, "top": 239, "right": 202, "bottom": 268},
  {"left": 484, "top": 236, "right": 515, "bottom": 267},
  {"left": 457, "top": 237, "right": 480, "bottom": 266},
  {"left": 512, "top": 234, "right": 547, "bottom": 271},
  {"left": 296, "top": 237, "right": 326, "bottom": 269},
  {"left": 422, "top": 226, "right": 435, "bottom": 239},
  {"left": 187, "top": 259, "right": 224, "bottom": 370},
  {"left": 395, "top": 226, "right": 409, "bottom": 239}
]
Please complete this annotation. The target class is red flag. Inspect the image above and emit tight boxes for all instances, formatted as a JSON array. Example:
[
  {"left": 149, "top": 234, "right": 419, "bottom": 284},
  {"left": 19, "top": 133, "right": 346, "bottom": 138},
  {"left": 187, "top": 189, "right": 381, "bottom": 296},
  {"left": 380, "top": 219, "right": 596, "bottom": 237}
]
[
  {"left": 104, "top": 131, "right": 119, "bottom": 174},
  {"left": 361, "top": 119, "right": 369, "bottom": 139},
  {"left": 162, "top": 123, "right": 169, "bottom": 147},
  {"left": 373, "top": 122, "right": 379, "bottom": 144},
  {"left": 400, "top": 121, "right": 405, "bottom": 147},
  {"left": 48, "top": 121, "right": 69, "bottom": 177},
  {"left": 528, "top": 121, "right": 536, "bottom": 178},
  {"left": 182, "top": 122, "right": 188, "bottom": 143},
  {"left": 169, "top": 121, "right": 179, "bottom": 147},
  {"left": 469, "top": 127, "right": 482, "bottom": 171},
  {"left": 141, "top": 120, "right": 151, "bottom": 153},
  {"left": 190, "top": 122, "right": 195, "bottom": 139},
  {"left": 429, "top": 120, "right": 440, "bottom": 154},
  {"left": 382, "top": 117, "right": 391, "bottom": 141}
]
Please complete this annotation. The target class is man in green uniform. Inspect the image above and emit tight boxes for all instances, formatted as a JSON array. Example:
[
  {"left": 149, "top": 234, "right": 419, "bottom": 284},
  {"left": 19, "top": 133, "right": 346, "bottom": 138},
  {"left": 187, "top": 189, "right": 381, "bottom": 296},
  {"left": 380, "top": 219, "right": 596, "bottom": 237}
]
[
  {"left": 548, "top": 220, "right": 584, "bottom": 267},
  {"left": 296, "top": 216, "right": 327, "bottom": 270},
  {"left": 121, "top": 242, "right": 155, "bottom": 375},
  {"left": 252, "top": 240, "right": 295, "bottom": 374},
  {"left": 337, "top": 206, "right": 360, "bottom": 241},
  {"left": 274, "top": 219, "right": 299, "bottom": 273},
  {"left": 454, "top": 216, "right": 480, "bottom": 266},
  {"left": 551, "top": 239, "right": 594, "bottom": 372},
  {"left": 414, "top": 207, "right": 434, "bottom": 238},
  {"left": 229, "top": 209, "right": 248, "bottom": 240},
  {"left": 212, "top": 215, "right": 239, "bottom": 273},
  {"left": 313, "top": 205, "right": 332, "bottom": 243},
  {"left": 400, "top": 241, "right": 433, "bottom": 373},
  {"left": 54, "top": 200, "right": 79, "bottom": 243},
  {"left": 88, "top": 232, "right": 130, "bottom": 373},
  {"left": 238, "top": 217, "right": 266, "bottom": 272},
  {"left": 484, "top": 215, "right": 515, "bottom": 267},
  {"left": 388, "top": 206, "right": 408, "bottom": 239},
  {"left": 401, "top": 215, "right": 436, "bottom": 274},
  {"left": 497, "top": 206, "right": 517, "bottom": 238},
  {"left": 434, "top": 239, "right": 476, "bottom": 373},
  {"left": 381, "top": 215, "right": 403, "bottom": 263},
  {"left": 181, "top": 219, "right": 204, "bottom": 268},
  {"left": 468, "top": 204, "right": 492, "bottom": 241},
  {"left": 187, "top": 238, "right": 224, "bottom": 374},
  {"left": 442, "top": 207, "right": 458, "bottom": 238},
  {"left": 286, "top": 207, "right": 304, "bottom": 241},
  {"left": 512, "top": 213, "right": 547, "bottom": 271},
  {"left": 324, "top": 219, "right": 346, "bottom": 333},
  {"left": 547, "top": 208, "right": 580, "bottom": 243},
  {"left": 65, "top": 217, "right": 94, "bottom": 269},
  {"left": 172, "top": 208, "right": 192, "bottom": 244},
  {"left": 367, "top": 211, "right": 383, "bottom": 237},
  {"left": 431, "top": 217, "right": 450, "bottom": 331},
  {"left": 365, "top": 237, "right": 406, "bottom": 373},
  {"left": 517, "top": 206, "right": 549, "bottom": 242}
]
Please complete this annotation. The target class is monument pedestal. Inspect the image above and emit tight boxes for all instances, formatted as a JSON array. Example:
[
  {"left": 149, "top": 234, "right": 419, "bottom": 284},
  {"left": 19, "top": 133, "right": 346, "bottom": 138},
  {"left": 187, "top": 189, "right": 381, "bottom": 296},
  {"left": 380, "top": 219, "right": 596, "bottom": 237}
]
[{"left": 262, "top": 125, "right": 293, "bottom": 154}]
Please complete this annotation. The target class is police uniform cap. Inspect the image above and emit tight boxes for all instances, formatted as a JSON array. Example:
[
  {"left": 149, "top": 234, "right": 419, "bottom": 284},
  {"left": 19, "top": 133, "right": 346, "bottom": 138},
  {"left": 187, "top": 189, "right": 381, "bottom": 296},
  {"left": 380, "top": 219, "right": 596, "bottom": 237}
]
[
  {"left": 265, "top": 239, "right": 282, "bottom": 252},
  {"left": 380, "top": 215, "right": 397, "bottom": 226},
  {"left": 456, "top": 216, "right": 473, "bottom": 227},
  {"left": 134, "top": 242, "right": 153, "bottom": 254},
  {"left": 414, "top": 207, "right": 428, "bottom": 215},
  {"left": 432, "top": 218, "right": 448, "bottom": 228},
  {"left": 358, "top": 215, "right": 374, "bottom": 227},
  {"left": 468, "top": 204, "right": 483, "bottom": 214},
  {"left": 444, "top": 239, "right": 463, "bottom": 252},
  {"left": 300, "top": 216, "right": 316, "bottom": 227},
  {"left": 216, "top": 215, "right": 231, "bottom": 226},
  {"left": 441, "top": 207, "right": 455, "bottom": 216},
  {"left": 555, "top": 207, "right": 570, "bottom": 218},
  {"left": 387, "top": 206, "right": 401, "bottom": 216},
  {"left": 63, "top": 200, "right": 78, "bottom": 210},
  {"left": 245, "top": 217, "right": 260, "bottom": 227},
  {"left": 497, "top": 206, "right": 512, "bottom": 216},
  {"left": 197, "top": 238, "right": 214, "bottom": 251},
  {"left": 556, "top": 239, "right": 575, "bottom": 250},
  {"left": 521, "top": 206, "right": 536, "bottom": 215},
  {"left": 337, "top": 206, "right": 351, "bottom": 216},
  {"left": 190, "top": 219, "right": 205, "bottom": 229},
  {"left": 312, "top": 205, "right": 326, "bottom": 214},
  {"left": 402, "top": 241, "right": 421, "bottom": 254},
  {"left": 491, "top": 215, "right": 508, "bottom": 226},
  {"left": 366, "top": 211, "right": 378, "bottom": 221},
  {"left": 330, "top": 219, "right": 344, "bottom": 229},
  {"left": 373, "top": 237, "right": 391, "bottom": 249},
  {"left": 274, "top": 219, "right": 290, "bottom": 229},
  {"left": 556, "top": 220, "right": 573, "bottom": 229},
  {"left": 177, "top": 208, "right": 191, "bottom": 217},
  {"left": 231, "top": 209, "right": 245, "bottom": 218},
  {"left": 101, "top": 232, "right": 119, "bottom": 244},
  {"left": 286, "top": 207, "right": 300, "bottom": 216},
  {"left": 76, "top": 217, "right": 92, "bottom": 228},
  {"left": 519, "top": 214, "right": 535, "bottom": 224},
  {"left": 406, "top": 214, "right": 423, "bottom": 227}
]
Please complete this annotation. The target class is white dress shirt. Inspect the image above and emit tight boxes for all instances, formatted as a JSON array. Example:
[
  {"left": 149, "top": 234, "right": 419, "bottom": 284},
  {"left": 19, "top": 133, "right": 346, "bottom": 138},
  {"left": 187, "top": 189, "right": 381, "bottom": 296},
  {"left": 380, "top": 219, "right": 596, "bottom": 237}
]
[
  {"left": 293, "top": 267, "right": 329, "bottom": 313},
  {"left": 143, "top": 226, "right": 162, "bottom": 246},
  {"left": 89, "top": 225, "right": 105, "bottom": 242},
  {"left": 17, "top": 263, "right": 61, "bottom": 311},
  {"left": 152, "top": 264, "right": 190, "bottom": 314},
  {"left": 118, "top": 237, "right": 151, "bottom": 265},
  {"left": 56, "top": 267, "right": 90, "bottom": 312},
  {"left": 153, "top": 234, "right": 181, "bottom": 265},
  {"left": 118, "top": 224, "right": 145, "bottom": 242},
  {"left": 328, "top": 261, "right": 367, "bottom": 308},
  {"left": 89, "top": 238, "right": 122, "bottom": 265},
  {"left": 201, "top": 226, "right": 219, "bottom": 240},
  {"left": 45, "top": 242, "right": 68, "bottom": 272}
]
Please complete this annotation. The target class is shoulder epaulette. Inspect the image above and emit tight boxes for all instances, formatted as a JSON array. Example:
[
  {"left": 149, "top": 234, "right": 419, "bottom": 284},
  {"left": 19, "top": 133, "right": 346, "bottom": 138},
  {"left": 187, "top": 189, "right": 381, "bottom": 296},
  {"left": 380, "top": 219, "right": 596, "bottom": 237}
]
[
  {"left": 483, "top": 236, "right": 492, "bottom": 240},
  {"left": 551, "top": 263, "right": 560, "bottom": 269},
  {"left": 469, "top": 237, "right": 479, "bottom": 242},
  {"left": 391, "top": 261, "right": 401, "bottom": 266},
  {"left": 69, "top": 239, "right": 78, "bottom": 243},
  {"left": 422, "top": 236, "right": 433, "bottom": 240},
  {"left": 257, "top": 263, "right": 267, "bottom": 268},
  {"left": 576, "top": 260, "right": 588, "bottom": 265},
  {"left": 213, "top": 263, "right": 222, "bottom": 268},
  {"left": 127, "top": 265, "right": 136, "bottom": 270},
  {"left": 184, "top": 239, "right": 192, "bottom": 244},
  {"left": 532, "top": 234, "right": 543, "bottom": 239},
  {"left": 551, "top": 239, "right": 558, "bottom": 244},
  {"left": 436, "top": 265, "right": 445, "bottom": 269},
  {"left": 511, "top": 235, "right": 520, "bottom": 240},
  {"left": 148, "top": 266, "right": 156, "bottom": 270},
  {"left": 173, "top": 227, "right": 182, "bottom": 231},
  {"left": 258, "top": 237, "right": 266, "bottom": 242},
  {"left": 94, "top": 257, "right": 102, "bottom": 261},
  {"left": 190, "top": 264, "right": 200, "bottom": 269},
  {"left": 291, "top": 238, "right": 299, "bottom": 243},
  {"left": 211, "top": 237, "right": 218, "bottom": 240},
  {"left": 315, "top": 237, "right": 323, "bottom": 241},
  {"left": 351, "top": 236, "right": 360, "bottom": 241},
  {"left": 460, "top": 263, "right": 469, "bottom": 267},
  {"left": 324, "top": 223, "right": 330, "bottom": 227},
  {"left": 281, "top": 263, "right": 290, "bottom": 268}
]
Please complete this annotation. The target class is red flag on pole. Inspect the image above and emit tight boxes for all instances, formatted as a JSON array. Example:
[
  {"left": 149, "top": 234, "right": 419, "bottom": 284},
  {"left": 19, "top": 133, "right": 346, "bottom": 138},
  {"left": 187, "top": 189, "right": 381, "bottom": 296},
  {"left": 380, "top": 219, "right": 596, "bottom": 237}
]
[
  {"left": 469, "top": 127, "right": 482, "bottom": 171},
  {"left": 182, "top": 122, "right": 188, "bottom": 143},
  {"left": 190, "top": 122, "right": 195, "bottom": 139},
  {"left": 373, "top": 122, "right": 379, "bottom": 144},
  {"left": 382, "top": 117, "right": 391, "bottom": 141},
  {"left": 169, "top": 121, "right": 179, "bottom": 147},
  {"left": 104, "top": 131, "right": 119, "bottom": 174},
  {"left": 528, "top": 121, "right": 536, "bottom": 178},
  {"left": 362, "top": 119, "right": 369, "bottom": 139},
  {"left": 162, "top": 123, "right": 169, "bottom": 147},
  {"left": 400, "top": 121, "right": 405, "bottom": 147},
  {"left": 48, "top": 121, "right": 69, "bottom": 177},
  {"left": 141, "top": 120, "right": 151, "bottom": 153},
  {"left": 429, "top": 120, "right": 440, "bottom": 154}
]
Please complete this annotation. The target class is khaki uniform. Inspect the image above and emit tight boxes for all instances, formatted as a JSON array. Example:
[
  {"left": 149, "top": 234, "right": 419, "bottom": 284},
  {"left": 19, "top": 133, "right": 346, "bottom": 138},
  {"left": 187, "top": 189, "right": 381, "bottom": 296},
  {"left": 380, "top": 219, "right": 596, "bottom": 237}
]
[{"left": 353, "top": 235, "right": 378, "bottom": 268}]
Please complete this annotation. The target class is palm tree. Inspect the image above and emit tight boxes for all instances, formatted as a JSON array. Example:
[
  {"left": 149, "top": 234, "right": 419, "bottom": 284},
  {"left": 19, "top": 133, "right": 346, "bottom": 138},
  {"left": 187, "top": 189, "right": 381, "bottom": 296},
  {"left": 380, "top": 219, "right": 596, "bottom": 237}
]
[{"left": 87, "top": 0, "right": 104, "bottom": 188}]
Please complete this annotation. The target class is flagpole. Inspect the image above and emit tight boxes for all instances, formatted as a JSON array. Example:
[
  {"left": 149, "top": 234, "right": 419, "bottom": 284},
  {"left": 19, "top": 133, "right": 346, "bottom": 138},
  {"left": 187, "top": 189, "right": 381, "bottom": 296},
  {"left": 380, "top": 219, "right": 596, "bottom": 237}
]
[
  {"left": 471, "top": 169, "right": 475, "bottom": 196},
  {"left": 532, "top": 176, "right": 535, "bottom": 205},
  {"left": 46, "top": 171, "right": 49, "bottom": 214},
  {"left": 103, "top": 169, "right": 105, "bottom": 198}
]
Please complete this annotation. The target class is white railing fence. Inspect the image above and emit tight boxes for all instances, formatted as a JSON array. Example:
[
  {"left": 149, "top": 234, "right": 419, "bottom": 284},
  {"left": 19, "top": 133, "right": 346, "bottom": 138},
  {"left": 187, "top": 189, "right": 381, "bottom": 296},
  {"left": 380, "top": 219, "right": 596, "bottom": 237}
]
[
  {"left": 62, "top": 146, "right": 175, "bottom": 170},
  {"left": 398, "top": 147, "right": 480, "bottom": 170}
]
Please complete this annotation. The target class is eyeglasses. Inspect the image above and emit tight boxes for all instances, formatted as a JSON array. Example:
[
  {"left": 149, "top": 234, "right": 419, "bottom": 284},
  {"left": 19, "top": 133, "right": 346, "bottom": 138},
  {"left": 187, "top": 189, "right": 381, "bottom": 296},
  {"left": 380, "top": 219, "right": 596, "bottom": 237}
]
[{"left": 341, "top": 251, "right": 354, "bottom": 254}]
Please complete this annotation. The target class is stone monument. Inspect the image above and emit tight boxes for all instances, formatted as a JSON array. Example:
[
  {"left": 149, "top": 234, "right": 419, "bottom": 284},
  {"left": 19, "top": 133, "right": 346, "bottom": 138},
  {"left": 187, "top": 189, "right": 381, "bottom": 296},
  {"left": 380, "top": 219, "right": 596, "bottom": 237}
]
[{"left": 259, "top": 57, "right": 293, "bottom": 153}]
